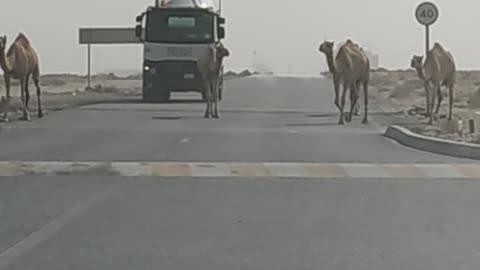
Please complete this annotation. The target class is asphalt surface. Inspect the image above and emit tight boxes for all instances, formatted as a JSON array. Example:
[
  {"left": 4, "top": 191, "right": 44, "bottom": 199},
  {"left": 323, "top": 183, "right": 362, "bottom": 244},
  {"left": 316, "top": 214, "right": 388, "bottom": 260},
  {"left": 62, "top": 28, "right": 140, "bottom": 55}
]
[
  {"left": 0, "top": 75, "right": 471, "bottom": 163},
  {"left": 1, "top": 75, "right": 479, "bottom": 269}
]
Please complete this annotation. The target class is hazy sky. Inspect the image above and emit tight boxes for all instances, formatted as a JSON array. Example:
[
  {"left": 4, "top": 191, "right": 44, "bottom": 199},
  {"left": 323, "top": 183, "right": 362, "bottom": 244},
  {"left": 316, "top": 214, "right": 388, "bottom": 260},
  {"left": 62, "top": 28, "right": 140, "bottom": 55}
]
[{"left": 0, "top": 0, "right": 477, "bottom": 74}]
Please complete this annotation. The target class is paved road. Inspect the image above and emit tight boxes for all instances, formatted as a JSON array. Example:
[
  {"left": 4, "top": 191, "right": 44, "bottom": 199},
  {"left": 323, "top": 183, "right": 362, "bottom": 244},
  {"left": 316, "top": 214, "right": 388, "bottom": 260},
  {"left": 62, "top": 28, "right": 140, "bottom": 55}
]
[
  {"left": 0, "top": 75, "right": 470, "bottom": 163},
  {"left": 0, "top": 75, "right": 479, "bottom": 269}
]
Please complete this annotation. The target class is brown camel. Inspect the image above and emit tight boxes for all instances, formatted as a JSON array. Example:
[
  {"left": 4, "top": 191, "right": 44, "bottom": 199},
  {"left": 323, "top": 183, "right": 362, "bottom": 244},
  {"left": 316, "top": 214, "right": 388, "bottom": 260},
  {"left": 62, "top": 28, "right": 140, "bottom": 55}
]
[
  {"left": 319, "top": 39, "right": 370, "bottom": 124},
  {"left": 197, "top": 41, "right": 230, "bottom": 118},
  {"left": 0, "top": 33, "right": 43, "bottom": 122},
  {"left": 410, "top": 42, "right": 456, "bottom": 124}
]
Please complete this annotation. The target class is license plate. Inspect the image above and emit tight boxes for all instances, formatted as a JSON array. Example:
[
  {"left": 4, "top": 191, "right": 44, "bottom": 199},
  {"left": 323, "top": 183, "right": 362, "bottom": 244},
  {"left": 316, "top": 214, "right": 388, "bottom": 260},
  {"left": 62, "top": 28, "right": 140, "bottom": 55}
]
[
  {"left": 167, "top": 47, "right": 193, "bottom": 57},
  {"left": 184, "top": 74, "right": 194, "bottom": 79}
]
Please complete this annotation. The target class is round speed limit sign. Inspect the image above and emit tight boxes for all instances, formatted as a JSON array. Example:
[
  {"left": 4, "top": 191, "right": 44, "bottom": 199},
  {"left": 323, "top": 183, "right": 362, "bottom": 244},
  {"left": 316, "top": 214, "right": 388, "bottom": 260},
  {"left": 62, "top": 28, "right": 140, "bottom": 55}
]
[{"left": 415, "top": 2, "right": 439, "bottom": 25}]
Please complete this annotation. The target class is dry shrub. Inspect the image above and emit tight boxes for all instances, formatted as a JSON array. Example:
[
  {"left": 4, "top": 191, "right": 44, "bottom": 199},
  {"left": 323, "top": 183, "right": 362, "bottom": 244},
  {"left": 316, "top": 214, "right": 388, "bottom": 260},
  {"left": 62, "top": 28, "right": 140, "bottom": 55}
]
[
  {"left": 389, "top": 79, "right": 423, "bottom": 98},
  {"left": 41, "top": 78, "right": 67, "bottom": 86},
  {"left": 378, "top": 87, "right": 393, "bottom": 93},
  {"left": 441, "top": 119, "right": 461, "bottom": 134},
  {"left": 468, "top": 87, "right": 480, "bottom": 108},
  {"left": 86, "top": 84, "right": 121, "bottom": 93}
]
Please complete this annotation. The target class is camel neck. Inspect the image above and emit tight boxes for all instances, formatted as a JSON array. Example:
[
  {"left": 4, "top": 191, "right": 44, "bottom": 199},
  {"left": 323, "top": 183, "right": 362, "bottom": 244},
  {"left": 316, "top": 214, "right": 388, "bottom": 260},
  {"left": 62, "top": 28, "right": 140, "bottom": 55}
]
[
  {"left": 0, "top": 49, "right": 11, "bottom": 73},
  {"left": 415, "top": 66, "right": 426, "bottom": 81},
  {"left": 325, "top": 53, "right": 336, "bottom": 75}
]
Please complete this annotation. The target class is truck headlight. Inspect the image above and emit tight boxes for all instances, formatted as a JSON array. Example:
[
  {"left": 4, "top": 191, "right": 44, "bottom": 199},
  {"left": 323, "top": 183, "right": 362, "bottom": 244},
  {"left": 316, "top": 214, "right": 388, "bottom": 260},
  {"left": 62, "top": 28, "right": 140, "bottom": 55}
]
[{"left": 144, "top": 65, "right": 156, "bottom": 74}]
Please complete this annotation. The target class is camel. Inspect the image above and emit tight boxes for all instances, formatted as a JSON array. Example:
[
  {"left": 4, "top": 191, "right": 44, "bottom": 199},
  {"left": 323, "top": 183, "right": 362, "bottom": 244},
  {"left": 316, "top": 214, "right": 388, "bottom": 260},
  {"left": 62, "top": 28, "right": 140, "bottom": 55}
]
[
  {"left": 0, "top": 33, "right": 43, "bottom": 122},
  {"left": 197, "top": 41, "right": 230, "bottom": 118},
  {"left": 410, "top": 42, "right": 456, "bottom": 124},
  {"left": 319, "top": 39, "right": 370, "bottom": 124}
]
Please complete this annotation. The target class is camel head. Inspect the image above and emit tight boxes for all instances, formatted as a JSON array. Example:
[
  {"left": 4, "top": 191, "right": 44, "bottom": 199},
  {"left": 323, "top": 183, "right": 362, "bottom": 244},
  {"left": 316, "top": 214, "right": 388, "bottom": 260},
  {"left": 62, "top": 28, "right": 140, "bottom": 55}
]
[
  {"left": 215, "top": 42, "right": 230, "bottom": 58},
  {"left": 0, "top": 35, "right": 7, "bottom": 51},
  {"left": 410, "top": 55, "right": 424, "bottom": 69},
  {"left": 319, "top": 41, "right": 334, "bottom": 56}
]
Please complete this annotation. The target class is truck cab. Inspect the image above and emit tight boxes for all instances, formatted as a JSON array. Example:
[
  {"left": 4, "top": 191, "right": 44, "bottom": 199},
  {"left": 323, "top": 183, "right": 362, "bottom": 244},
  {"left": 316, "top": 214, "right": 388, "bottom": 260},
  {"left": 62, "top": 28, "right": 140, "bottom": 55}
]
[{"left": 136, "top": 0, "right": 226, "bottom": 102}]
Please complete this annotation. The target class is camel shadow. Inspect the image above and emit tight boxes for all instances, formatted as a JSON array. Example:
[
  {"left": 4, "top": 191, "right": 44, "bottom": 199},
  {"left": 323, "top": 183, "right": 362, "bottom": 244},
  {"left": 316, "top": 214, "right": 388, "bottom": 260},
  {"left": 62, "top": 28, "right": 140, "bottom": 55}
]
[
  {"left": 144, "top": 99, "right": 205, "bottom": 104},
  {"left": 285, "top": 122, "right": 339, "bottom": 127},
  {"left": 151, "top": 116, "right": 184, "bottom": 120},
  {"left": 305, "top": 113, "right": 338, "bottom": 118}
]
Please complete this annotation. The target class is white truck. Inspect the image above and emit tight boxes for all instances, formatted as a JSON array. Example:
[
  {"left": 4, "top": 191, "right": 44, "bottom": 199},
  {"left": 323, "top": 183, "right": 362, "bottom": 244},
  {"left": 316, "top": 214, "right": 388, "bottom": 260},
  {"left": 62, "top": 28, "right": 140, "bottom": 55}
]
[{"left": 135, "top": 0, "right": 226, "bottom": 102}]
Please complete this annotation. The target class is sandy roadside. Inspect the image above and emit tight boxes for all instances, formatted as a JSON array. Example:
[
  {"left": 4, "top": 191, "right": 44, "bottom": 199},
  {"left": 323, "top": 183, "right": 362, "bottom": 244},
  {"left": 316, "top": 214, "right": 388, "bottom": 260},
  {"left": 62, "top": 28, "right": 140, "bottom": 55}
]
[{"left": 364, "top": 69, "right": 480, "bottom": 144}]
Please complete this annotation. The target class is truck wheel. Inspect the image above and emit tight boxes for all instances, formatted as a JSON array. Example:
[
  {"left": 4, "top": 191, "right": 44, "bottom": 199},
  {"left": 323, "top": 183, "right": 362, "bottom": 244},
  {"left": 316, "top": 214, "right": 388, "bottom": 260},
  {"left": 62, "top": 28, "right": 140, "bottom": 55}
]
[{"left": 159, "top": 91, "right": 171, "bottom": 102}]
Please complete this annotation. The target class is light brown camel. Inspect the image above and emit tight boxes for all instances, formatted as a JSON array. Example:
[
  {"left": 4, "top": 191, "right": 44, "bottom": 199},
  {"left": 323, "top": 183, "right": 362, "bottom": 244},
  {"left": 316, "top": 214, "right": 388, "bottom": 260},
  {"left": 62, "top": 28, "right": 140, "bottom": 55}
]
[
  {"left": 197, "top": 41, "right": 230, "bottom": 118},
  {"left": 319, "top": 39, "right": 370, "bottom": 124},
  {"left": 410, "top": 42, "right": 456, "bottom": 124},
  {"left": 0, "top": 33, "right": 43, "bottom": 122}
]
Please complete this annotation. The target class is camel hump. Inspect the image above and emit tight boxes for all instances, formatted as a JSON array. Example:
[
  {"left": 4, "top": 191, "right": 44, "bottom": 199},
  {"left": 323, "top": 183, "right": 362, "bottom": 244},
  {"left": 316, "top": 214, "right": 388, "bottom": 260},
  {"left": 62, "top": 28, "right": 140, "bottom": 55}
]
[
  {"left": 432, "top": 42, "right": 444, "bottom": 51},
  {"left": 15, "top": 33, "right": 31, "bottom": 46},
  {"left": 345, "top": 39, "right": 355, "bottom": 45}
]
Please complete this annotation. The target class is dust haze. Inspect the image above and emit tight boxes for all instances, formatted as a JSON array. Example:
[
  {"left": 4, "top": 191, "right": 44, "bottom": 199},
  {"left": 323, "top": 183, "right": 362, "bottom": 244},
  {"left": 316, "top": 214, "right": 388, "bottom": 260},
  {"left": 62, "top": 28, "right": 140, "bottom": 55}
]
[{"left": 0, "top": 0, "right": 477, "bottom": 74}]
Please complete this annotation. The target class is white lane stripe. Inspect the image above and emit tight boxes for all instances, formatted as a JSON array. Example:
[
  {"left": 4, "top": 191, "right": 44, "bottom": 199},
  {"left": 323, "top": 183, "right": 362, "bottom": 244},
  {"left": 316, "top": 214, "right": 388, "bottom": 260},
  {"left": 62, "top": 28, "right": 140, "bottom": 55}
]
[
  {"left": 340, "top": 163, "right": 389, "bottom": 178},
  {"left": 110, "top": 162, "right": 152, "bottom": 177},
  {"left": 0, "top": 184, "right": 118, "bottom": 268}
]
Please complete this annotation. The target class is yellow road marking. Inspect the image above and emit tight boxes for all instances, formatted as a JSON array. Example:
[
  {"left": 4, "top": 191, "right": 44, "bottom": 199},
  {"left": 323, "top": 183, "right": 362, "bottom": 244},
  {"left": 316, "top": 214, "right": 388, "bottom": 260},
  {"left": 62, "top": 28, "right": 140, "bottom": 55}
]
[
  {"left": 383, "top": 164, "right": 427, "bottom": 178},
  {"left": 454, "top": 164, "right": 480, "bottom": 179},
  {"left": 150, "top": 163, "right": 192, "bottom": 177},
  {"left": 303, "top": 163, "right": 349, "bottom": 178},
  {"left": 229, "top": 163, "right": 271, "bottom": 177}
]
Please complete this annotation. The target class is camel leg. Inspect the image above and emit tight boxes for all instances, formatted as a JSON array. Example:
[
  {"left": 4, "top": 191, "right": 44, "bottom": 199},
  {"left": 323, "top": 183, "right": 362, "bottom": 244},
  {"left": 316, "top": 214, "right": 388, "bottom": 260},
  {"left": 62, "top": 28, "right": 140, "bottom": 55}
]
[
  {"left": 353, "top": 81, "right": 360, "bottom": 116},
  {"left": 25, "top": 74, "right": 31, "bottom": 110},
  {"left": 448, "top": 83, "right": 454, "bottom": 121},
  {"left": 424, "top": 82, "right": 430, "bottom": 115},
  {"left": 19, "top": 78, "right": 30, "bottom": 121},
  {"left": 204, "top": 82, "right": 211, "bottom": 118},
  {"left": 212, "top": 77, "right": 219, "bottom": 119},
  {"left": 362, "top": 81, "right": 369, "bottom": 124},
  {"left": 2, "top": 74, "right": 11, "bottom": 122},
  {"left": 213, "top": 89, "right": 219, "bottom": 119},
  {"left": 4, "top": 74, "right": 11, "bottom": 99},
  {"left": 346, "top": 83, "right": 357, "bottom": 123},
  {"left": 338, "top": 83, "right": 347, "bottom": 125},
  {"left": 32, "top": 71, "right": 44, "bottom": 118},
  {"left": 429, "top": 83, "right": 438, "bottom": 124},
  {"left": 333, "top": 77, "right": 341, "bottom": 112},
  {"left": 434, "top": 85, "right": 443, "bottom": 115}
]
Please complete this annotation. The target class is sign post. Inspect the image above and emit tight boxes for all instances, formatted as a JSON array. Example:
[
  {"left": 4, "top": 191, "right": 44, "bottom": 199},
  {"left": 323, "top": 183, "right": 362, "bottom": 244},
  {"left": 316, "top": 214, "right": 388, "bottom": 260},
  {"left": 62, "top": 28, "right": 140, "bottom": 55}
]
[{"left": 415, "top": 2, "right": 439, "bottom": 57}]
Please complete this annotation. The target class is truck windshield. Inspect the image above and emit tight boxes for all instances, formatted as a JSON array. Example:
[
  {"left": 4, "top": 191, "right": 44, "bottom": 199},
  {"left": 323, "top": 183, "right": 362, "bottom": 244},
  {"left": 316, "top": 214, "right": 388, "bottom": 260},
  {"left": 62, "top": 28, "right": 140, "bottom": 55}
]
[{"left": 146, "top": 9, "right": 214, "bottom": 44}]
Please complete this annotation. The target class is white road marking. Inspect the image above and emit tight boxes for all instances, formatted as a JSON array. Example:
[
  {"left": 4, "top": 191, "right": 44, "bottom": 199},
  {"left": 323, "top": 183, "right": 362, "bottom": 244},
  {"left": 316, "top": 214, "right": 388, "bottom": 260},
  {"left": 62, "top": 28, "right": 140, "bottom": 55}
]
[{"left": 180, "top": 138, "right": 190, "bottom": 143}]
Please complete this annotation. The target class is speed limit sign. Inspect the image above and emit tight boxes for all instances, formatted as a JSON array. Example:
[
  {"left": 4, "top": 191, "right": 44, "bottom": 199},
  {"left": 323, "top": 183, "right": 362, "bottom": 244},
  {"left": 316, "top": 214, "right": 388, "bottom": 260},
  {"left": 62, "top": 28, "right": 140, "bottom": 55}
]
[{"left": 415, "top": 2, "right": 439, "bottom": 26}]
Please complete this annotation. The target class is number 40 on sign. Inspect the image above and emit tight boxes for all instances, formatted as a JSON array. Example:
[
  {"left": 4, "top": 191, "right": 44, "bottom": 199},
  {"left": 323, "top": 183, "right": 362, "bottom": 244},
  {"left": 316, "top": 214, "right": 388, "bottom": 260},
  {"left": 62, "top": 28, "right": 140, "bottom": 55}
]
[{"left": 415, "top": 2, "right": 439, "bottom": 26}]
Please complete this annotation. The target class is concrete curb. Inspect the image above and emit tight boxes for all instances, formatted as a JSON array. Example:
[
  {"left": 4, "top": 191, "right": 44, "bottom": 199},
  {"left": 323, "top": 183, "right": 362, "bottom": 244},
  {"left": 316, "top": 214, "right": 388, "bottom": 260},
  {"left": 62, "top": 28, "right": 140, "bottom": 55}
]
[{"left": 385, "top": 125, "right": 480, "bottom": 160}]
